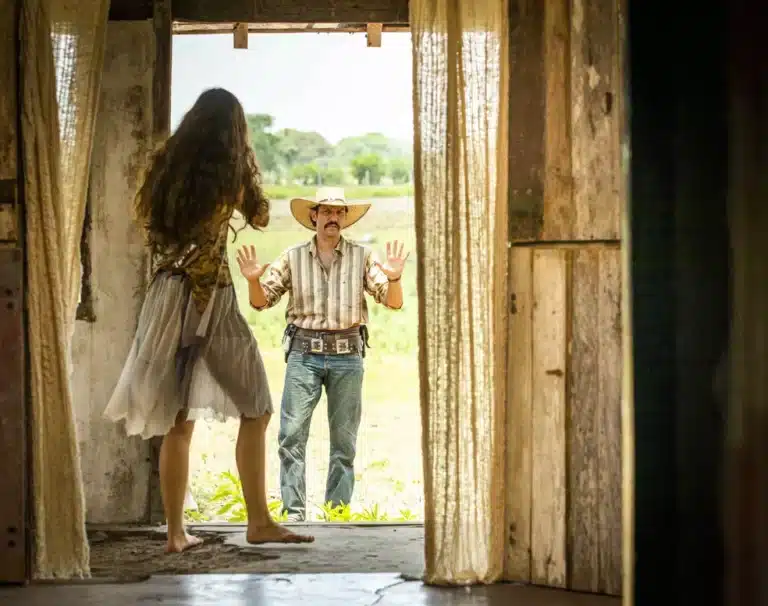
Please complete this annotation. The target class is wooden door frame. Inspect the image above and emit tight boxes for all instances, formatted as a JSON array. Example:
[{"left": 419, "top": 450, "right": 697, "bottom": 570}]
[{"left": 0, "top": 0, "right": 30, "bottom": 585}]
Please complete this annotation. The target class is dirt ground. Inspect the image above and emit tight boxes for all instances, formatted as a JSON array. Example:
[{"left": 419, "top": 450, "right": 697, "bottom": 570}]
[{"left": 88, "top": 524, "right": 424, "bottom": 579}]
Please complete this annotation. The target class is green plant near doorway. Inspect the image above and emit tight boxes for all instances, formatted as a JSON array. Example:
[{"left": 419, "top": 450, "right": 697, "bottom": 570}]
[{"left": 186, "top": 470, "right": 419, "bottom": 524}]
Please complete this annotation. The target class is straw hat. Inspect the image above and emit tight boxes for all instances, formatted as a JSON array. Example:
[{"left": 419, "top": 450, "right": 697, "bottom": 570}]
[{"left": 290, "top": 187, "right": 371, "bottom": 231}]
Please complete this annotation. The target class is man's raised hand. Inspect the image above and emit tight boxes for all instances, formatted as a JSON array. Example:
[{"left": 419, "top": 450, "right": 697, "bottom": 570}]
[
  {"left": 236, "top": 245, "right": 269, "bottom": 282},
  {"left": 376, "top": 240, "right": 409, "bottom": 280}
]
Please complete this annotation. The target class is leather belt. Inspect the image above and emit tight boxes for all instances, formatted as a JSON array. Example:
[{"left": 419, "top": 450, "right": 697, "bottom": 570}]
[{"left": 291, "top": 327, "right": 363, "bottom": 355}]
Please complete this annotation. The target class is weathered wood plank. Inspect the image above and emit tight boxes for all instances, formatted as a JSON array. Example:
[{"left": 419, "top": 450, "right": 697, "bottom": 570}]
[
  {"left": 507, "top": 0, "right": 545, "bottom": 241},
  {"left": 0, "top": 0, "right": 26, "bottom": 584},
  {"left": 505, "top": 247, "right": 534, "bottom": 581},
  {"left": 530, "top": 249, "right": 567, "bottom": 588},
  {"left": 147, "top": 0, "right": 171, "bottom": 525},
  {"left": 569, "top": 0, "right": 621, "bottom": 240},
  {"left": 171, "top": 0, "right": 409, "bottom": 24},
  {"left": 567, "top": 248, "right": 600, "bottom": 591},
  {"left": 597, "top": 247, "right": 622, "bottom": 595},
  {"left": 153, "top": 0, "right": 172, "bottom": 140},
  {"left": 0, "top": 0, "right": 17, "bottom": 181},
  {"left": 0, "top": 248, "right": 27, "bottom": 584},
  {"left": 541, "top": 0, "right": 572, "bottom": 242}
]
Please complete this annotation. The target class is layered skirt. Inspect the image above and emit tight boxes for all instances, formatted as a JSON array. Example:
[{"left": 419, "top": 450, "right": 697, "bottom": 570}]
[{"left": 104, "top": 272, "right": 273, "bottom": 439}]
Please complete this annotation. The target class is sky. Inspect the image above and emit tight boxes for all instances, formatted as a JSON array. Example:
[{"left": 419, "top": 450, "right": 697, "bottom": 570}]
[{"left": 171, "top": 32, "right": 414, "bottom": 144}]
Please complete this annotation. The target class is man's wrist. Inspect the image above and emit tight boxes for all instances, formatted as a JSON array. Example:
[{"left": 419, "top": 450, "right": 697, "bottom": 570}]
[{"left": 387, "top": 276, "right": 401, "bottom": 283}]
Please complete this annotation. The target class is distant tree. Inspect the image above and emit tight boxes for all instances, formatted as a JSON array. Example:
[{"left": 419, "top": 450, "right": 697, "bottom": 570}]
[
  {"left": 350, "top": 153, "right": 385, "bottom": 185},
  {"left": 276, "top": 129, "right": 332, "bottom": 169},
  {"left": 246, "top": 114, "right": 280, "bottom": 180},
  {"left": 388, "top": 157, "right": 412, "bottom": 184},
  {"left": 243, "top": 120, "right": 411, "bottom": 185},
  {"left": 334, "top": 133, "right": 388, "bottom": 160},
  {"left": 320, "top": 166, "right": 345, "bottom": 185},
  {"left": 291, "top": 163, "right": 321, "bottom": 186}
]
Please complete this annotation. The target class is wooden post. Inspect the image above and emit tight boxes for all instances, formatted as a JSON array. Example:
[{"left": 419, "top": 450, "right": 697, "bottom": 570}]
[
  {"left": 148, "top": 0, "right": 172, "bottom": 525},
  {"left": 153, "top": 0, "right": 172, "bottom": 140},
  {"left": 0, "top": 0, "right": 28, "bottom": 584},
  {"left": 233, "top": 22, "right": 248, "bottom": 49},
  {"left": 366, "top": 23, "right": 383, "bottom": 47}
]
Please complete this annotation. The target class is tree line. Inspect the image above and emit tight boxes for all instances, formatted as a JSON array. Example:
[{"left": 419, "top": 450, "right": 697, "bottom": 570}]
[{"left": 247, "top": 114, "right": 414, "bottom": 187}]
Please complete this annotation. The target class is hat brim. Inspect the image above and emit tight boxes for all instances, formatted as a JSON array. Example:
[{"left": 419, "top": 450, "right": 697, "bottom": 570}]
[{"left": 289, "top": 198, "right": 371, "bottom": 231}]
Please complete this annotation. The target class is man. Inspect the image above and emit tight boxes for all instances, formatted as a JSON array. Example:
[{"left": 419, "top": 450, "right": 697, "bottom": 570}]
[{"left": 236, "top": 187, "right": 408, "bottom": 521}]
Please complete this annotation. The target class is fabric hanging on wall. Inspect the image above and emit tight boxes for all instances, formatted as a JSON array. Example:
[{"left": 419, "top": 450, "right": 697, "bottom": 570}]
[
  {"left": 20, "top": 0, "right": 109, "bottom": 578},
  {"left": 410, "top": 0, "right": 510, "bottom": 585}
]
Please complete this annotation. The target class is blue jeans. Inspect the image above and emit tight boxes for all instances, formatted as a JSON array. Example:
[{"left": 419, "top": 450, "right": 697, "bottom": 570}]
[{"left": 278, "top": 351, "right": 364, "bottom": 517}]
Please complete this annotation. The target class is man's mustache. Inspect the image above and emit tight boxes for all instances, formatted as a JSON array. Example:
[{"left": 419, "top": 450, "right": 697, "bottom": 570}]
[{"left": 325, "top": 222, "right": 339, "bottom": 228}]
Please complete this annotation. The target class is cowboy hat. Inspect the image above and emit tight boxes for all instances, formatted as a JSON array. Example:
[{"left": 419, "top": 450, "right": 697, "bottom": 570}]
[{"left": 290, "top": 187, "right": 371, "bottom": 231}]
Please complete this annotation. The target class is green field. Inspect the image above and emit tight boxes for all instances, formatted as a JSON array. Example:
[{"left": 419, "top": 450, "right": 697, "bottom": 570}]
[
  {"left": 263, "top": 183, "right": 414, "bottom": 201},
  {"left": 187, "top": 196, "right": 424, "bottom": 522}
]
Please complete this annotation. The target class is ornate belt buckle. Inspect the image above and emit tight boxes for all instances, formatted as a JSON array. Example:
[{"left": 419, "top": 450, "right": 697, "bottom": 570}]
[
  {"left": 335, "top": 338, "right": 350, "bottom": 354},
  {"left": 310, "top": 338, "right": 324, "bottom": 353}
]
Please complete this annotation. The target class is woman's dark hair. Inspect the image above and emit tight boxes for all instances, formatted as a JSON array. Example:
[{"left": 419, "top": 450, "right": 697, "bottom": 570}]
[{"left": 134, "top": 88, "right": 269, "bottom": 254}]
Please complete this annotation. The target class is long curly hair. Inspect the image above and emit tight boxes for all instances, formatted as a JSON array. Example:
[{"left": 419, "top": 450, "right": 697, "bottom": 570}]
[{"left": 134, "top": 88, "right": 269, "bottom": 254}]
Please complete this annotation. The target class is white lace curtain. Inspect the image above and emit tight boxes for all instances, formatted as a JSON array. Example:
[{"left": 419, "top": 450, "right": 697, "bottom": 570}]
[
  {"left": 410, "top": 0, "right": 510, "bottom": 584},
  {"left": 20, "top": 0, "right": 108, "bottom": 578}
]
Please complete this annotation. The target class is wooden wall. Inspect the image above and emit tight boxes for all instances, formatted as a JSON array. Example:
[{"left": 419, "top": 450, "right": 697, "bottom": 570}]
[
  {"left": 0, "top": 0, "right": 28, "bottom": 583},
  {"left": 505, "top": 0, "right": 624, "bottom": 596}
]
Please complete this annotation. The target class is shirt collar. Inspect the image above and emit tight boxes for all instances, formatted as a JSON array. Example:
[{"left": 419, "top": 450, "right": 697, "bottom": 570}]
[{"left": 309, "top": 235, "right": 347, "bottom": 257}]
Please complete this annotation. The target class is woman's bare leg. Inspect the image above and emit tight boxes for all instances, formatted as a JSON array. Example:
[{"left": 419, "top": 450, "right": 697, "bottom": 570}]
[
  {"left": 160, "top": 411, "right": 202, "bottom": 553},
  {"left": 236, "top": 413, "right": 314, "bottom": 544}
]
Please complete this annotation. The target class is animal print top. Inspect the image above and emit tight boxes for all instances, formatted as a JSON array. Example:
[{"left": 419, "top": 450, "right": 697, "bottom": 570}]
[{"left": 151, "top": 205, "right": 238, "bottom": 314}]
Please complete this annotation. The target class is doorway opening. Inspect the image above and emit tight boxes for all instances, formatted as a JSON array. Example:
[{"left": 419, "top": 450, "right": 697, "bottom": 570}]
[{"left": 84, "top": 24, "right": 424, "bottom": 580}]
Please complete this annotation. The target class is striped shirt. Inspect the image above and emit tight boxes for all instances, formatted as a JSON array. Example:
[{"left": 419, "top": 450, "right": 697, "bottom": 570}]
[{"left": 257, "top": 236, "right": 396, "bottom": 331}]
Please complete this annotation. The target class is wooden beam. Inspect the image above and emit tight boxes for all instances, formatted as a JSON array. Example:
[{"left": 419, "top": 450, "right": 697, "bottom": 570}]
[
  {"left": 109, "top": 0, "right": 410, "bottom": 26},
  {"left": 173, "top": 22, "right": 410, "bottom": 35},
  {"left": 152, "top": 0, "right": 172, "bottom": 140},
  {"left": 170, "top": 0, "right": 409, "bottom": 24},
  {"left": 148, "top": 0, "right": 172, "bottom": 526},
  {"left": 366, "top": 23, "right": 383, "bottom": 47},
  {"left": 233, "top": 22, "right": 248, "bottom": 49}
]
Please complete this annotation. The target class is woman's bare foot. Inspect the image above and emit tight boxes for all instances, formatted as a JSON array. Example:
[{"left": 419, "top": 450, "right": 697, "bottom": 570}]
[
  {"left": 165, "top": 532, "right": 204, "bottom": 553},
  {"left": 246, "top": 520, "right": 315, "bottom": 545}
]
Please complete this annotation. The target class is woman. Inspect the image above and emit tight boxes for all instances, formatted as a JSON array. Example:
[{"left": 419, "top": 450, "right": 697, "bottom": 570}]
[{"left": 104, "top": 88, "right": 313, "bottom": 553}]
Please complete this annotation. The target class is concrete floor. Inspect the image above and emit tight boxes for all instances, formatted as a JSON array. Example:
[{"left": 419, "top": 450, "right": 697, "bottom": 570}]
[
  {"left": 86, "top": 524, "right": 426, "bottom": 577},
  {"left": 0, "top": 573, "right": 621, "bottom": 605}
]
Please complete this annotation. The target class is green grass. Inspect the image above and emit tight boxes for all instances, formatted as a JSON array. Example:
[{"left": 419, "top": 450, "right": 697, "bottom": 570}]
[{"left": 263, "top": 183, "right": 414, "bottom": 201}]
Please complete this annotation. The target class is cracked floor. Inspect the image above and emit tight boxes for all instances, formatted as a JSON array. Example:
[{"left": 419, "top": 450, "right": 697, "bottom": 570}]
[
  {"left": 85, "top": 524, "right": 426, "bottom": 577},
  {"left": 0, "top": 527, "right": 621, "bottom": 604},
  {"left": 0, "top": 573, "right": 620, "bottom": 605}
]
